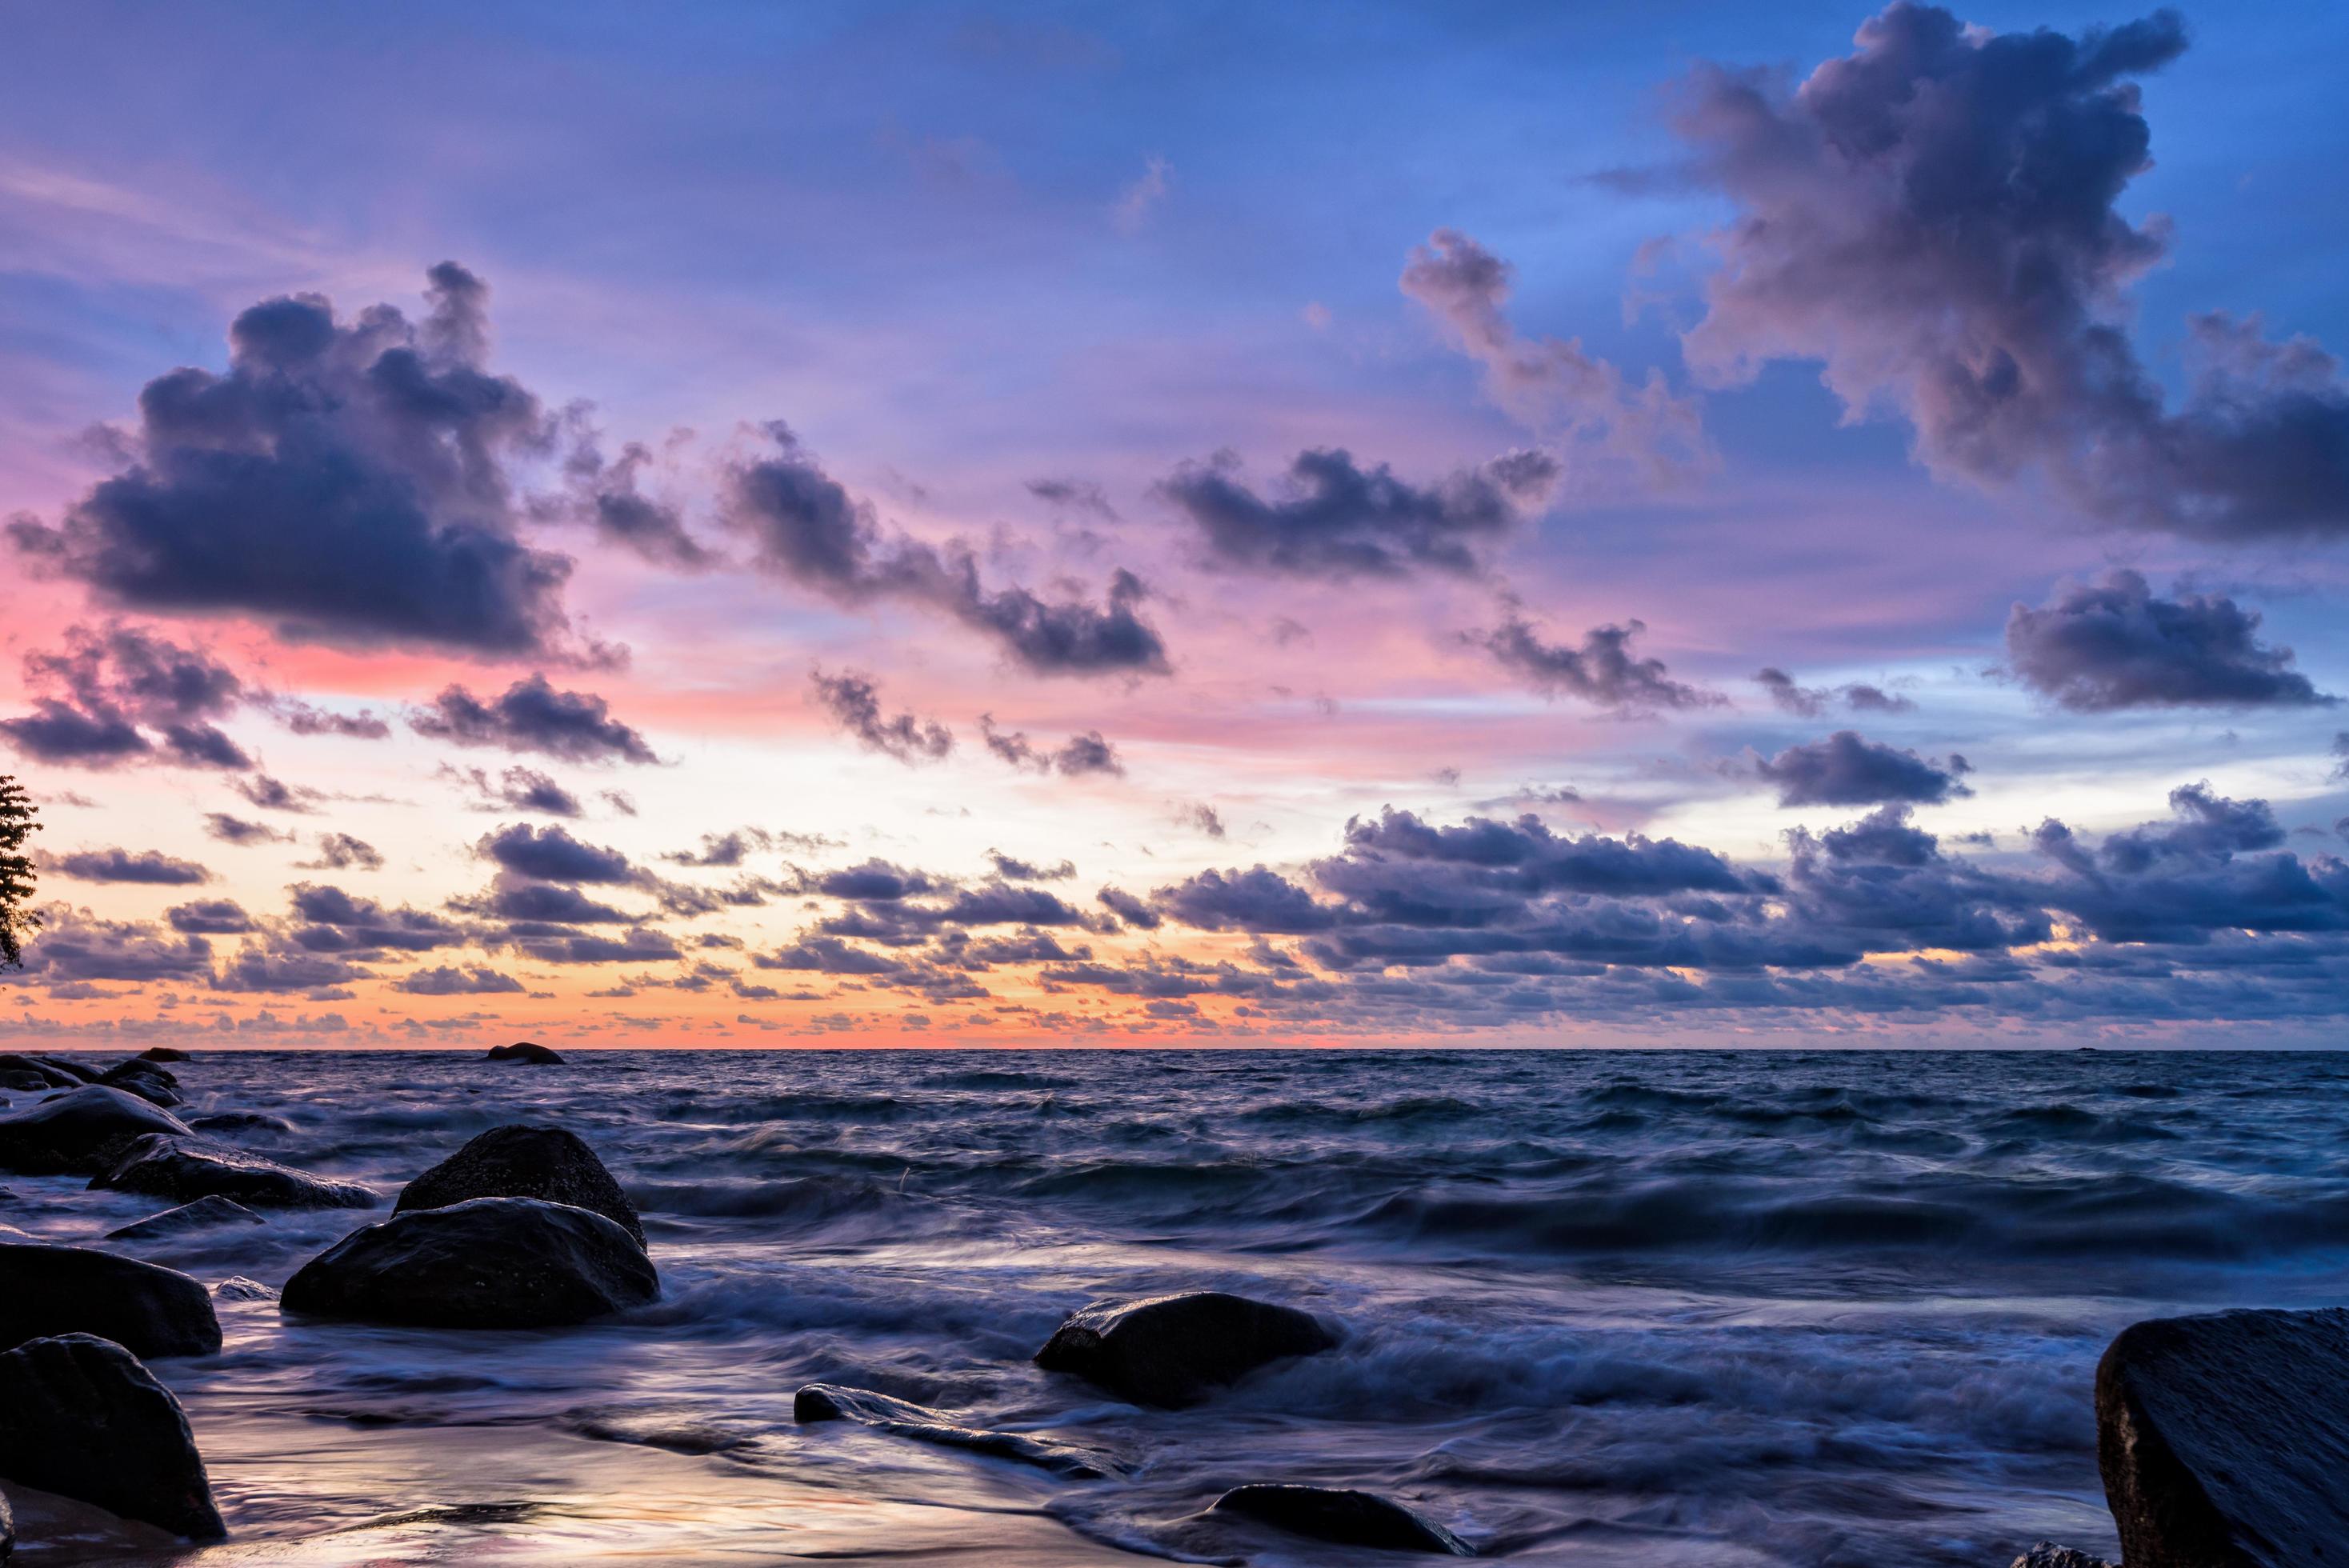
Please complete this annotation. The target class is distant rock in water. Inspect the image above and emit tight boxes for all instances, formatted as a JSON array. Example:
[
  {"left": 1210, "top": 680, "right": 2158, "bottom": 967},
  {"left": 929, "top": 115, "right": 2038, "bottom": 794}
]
[
  {"left": 397, "top": 1125, "right": 643, "bottom": 1247},
  {"left": 282, "top": 1197, "right": 658, "bottom": 1328},
  {"left": 0, "top": 1054, "right": 82, "bottom": 1094},
  {"left": 1212, "top": 1485, "right": 1472, "bottom": 1556},
  {"left": 213, "top": 1276, "right": 276, "bottom": 1302},
  {"left": 98, "top": 1059, "right": 183, "bottom": 1108},
  {"left": 794, "top": 1382, "right": 1112, "bottom": 1478},
  {"left": 0, "top": 1241, "right": 221, "bottom": 1357},
  {"left": 1034, "top": 1290, "right": 1338, "bottom": 1408},
  {"left": 2008, "top": 1546, "right": 2115, "bottom": 1568},
  {"left": 0, "top": 1333, "right": 226, "bottom": 1540},
  {"left": 90, "top": 1134, "right": 375, "bottom": 1210},
  {"left": 2098, "top": 1306, "right": 2349, "bottom": 1568},
  {"left": 106, "top": 1195, "right": 268, "bottom": 1241},
  {"left": 0, "top": 1087, "right": 192, "bottom": 1176},
  {"left": 137, "top": 1047, "right": 192, "bottom": 1063},
  {"left": 484, "top": 1042, "right": 565, "bottom": 1065}
]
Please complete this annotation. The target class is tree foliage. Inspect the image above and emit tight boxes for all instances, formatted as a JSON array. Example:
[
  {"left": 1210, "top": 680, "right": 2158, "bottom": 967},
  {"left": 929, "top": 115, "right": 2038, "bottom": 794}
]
[{"left": 0, "top": 775, "right": 38, "bottom": 970}]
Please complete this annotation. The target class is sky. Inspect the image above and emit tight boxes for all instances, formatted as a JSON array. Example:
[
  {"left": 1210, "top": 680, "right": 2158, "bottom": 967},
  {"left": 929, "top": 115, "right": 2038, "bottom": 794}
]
[{"left": 2, "top": 0, "right": 2346, "bottom": 1049}]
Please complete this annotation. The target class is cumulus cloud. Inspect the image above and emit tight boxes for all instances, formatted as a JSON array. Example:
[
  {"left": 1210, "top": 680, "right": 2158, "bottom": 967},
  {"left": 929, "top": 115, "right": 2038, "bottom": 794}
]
[
  {"left": 1675, "top": 4, "right": 2349, "bottom": 540},
  {"left": 410, "top": 674, "right": 658, "bottom": 763},
  {"left": 440, "top": 763, "right": 584, "bottom": 817},
  {"left": 202, "top": 813, "right": 293, "bottom": 846},
  {"left": 1401, "top": 227, "right": 1704, "bottom": 471},
  {"left": 166, "top": 898, "right": 254, "bottom": 934},
  {"left": 234, "top": 774, "right": 320, "bottom": 813},
  {"left": 11, "top": 906, "right": 213, "bottom": 983},
  {"left": 1753, "top": 730, "right": 1973, "bottom": 807},
  {"left": 476, "top": 822, "right": 636, "bottom": 884},
  {"left": 266, "top": 697, "right": 391, "bottom": 739},
  {"left": 1159, "top": 446, "right": 1557, "bottom": 580},
  {"left": 0, "top": 624, "right": 250, "bottom": 770},
  {"left": 810, "top": 670, "right": 953, "bottom": 763},
  {"left": 1475, "top": 607, "right": 1719, "bottom": 713},
  {"left": 727, "top": 425, "right": 1168, "bottom": 676},
  {"left": 5, "top": 264, "right": 592, "bottom": 652},
  {"left": 299, "top": 832, "right": 384, "bottom": 871},
  {"left": 48, "top": 847, "right": 211, "bottom": 885},
  {"left": 557, "top": 433, "right": 712, "bottom": 569},
  {"left": 977, "top": 714, "right": 1125, "bottom": 777},
  {"left": 392, "top": 965, "right": 525, "bottom": 995},
  {"left": 1755, "top": 667, "right": 1915, "bottom": 718},
  {"left": 2004, "top": 570, "right": 2335, "bottom": 711}
]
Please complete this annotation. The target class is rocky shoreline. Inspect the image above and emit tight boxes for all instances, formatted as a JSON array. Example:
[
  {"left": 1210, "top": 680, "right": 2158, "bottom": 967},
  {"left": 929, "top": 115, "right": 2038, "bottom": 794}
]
[{"left": 0, "top": 1046, "right": 2333, "bottom": 1563}]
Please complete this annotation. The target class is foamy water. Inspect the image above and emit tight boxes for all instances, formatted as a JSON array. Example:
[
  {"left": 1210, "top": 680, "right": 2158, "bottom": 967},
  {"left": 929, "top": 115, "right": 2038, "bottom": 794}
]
[{"left": 8, "top": 1048, "right": 2347, "bottom": 1565}]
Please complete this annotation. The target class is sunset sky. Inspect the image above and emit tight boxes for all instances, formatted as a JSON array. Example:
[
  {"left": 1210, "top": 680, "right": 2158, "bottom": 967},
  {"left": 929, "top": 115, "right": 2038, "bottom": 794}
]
[{"left": 2, "top": 0, "right": 2346, "bottom": 1048}]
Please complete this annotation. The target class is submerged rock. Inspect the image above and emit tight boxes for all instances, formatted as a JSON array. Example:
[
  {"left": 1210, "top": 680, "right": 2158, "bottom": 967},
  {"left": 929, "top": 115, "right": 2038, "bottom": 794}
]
[
  {"left": 794, "top": 1382, "right": 1110, "bottom": 1478},
  {"left": 2098, "top": 1306, "right": 2349, "bottom": 1568},
  {"left": 187, "top": 1110, "right": 297, "bottom": 1136},
  {"left": 106, "top": 1196, "right": 268, "bottom": 1241},
  {"left": 483, "top": 1041, "right": 565, "bottom": 1065},
  {"left": 396, "top": 1125, "right": 643, "bottom": 1247},
  {"left": 0, "top": 1086, "right": 191, "bottom": 1176},
  {"left": 0, "top": 1333, "right": 226, "bottom": 1540},
  {"left": 1212, "top": 1485, "right": 1472, "bottom": 1556},
  {"left": 2008, "top": 1547, "right": 2115, "bottom": 1568},
  {"left": 90, "top": 1134, "right": 374, "bottom": 1210},
  {"left": 0, "top": 1242, "right": 222, "bottom": 1357},
  {"left": 1034, "top": 1290, "right": 1338, "bottom": 1407},
  {"left": 282, "top": 1197, "right": 658, "bottom": 1328}
]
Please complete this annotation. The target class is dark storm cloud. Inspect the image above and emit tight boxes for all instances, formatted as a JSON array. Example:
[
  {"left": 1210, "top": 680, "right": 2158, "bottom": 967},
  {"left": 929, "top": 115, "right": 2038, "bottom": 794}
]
[
  {"left": 5, "top": 264, "right": 590, "bottom": 653},
  {"left": 202, "top": 813, "right": 294, "bottom": 846},
  {"left": 441, "top": 763, "right": 584, "bottom": 817},
  {"left": 477, "top": 822, "right": 637, "bottom": 885},
  {"left": 2003, "top": 570, "right": 2335, "bottom": 711},
  {"left": 977, "top": 714, "right": 1124, "bottom": 777},
  {"left": 0, "top": 624, "right": 251, "bottom": 769},
  {"left": 1753, "top": 730, "right": 1973, "bottom": 807},
  {"left": 809, "top": 670, "right": 953, "bottom": 763},
  {"left": 1399, "top": 228, "right": 1703, "bottom": 467},
  {"left": 1158, "top": 446, "right": 1557, "bottom": 579},
  {"left": 1675, "top": 5, "right": 2349, "bottom": 541},
  {"left": 166, "top": 898, "right": 254, "bottom": 934},
  {"left": 727, "top": 425, "right": 1169, "bottom": 676},
  {"left": 392, "top": 965, "right": 526, "bottom": 995},
  {"left": 50, "top": 847, "right": 211, "bottom": 885},
  {"left": 1755, "top": 667, "right": 1916, "bottom": 718},
  {"left": 1476, "top": 608, "right": 1719, "bottom": 713},
  {"left": 410, "top": 674, "right": 658, "bottom": 763},
  {"left": 299, "top": 832, "right": 385, "bottom": 872}
]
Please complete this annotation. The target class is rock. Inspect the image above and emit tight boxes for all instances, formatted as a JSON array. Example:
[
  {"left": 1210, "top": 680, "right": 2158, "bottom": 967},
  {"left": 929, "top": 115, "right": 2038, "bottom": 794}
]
[
  {"left": 0, "top": 1242, "right": 222, "bottom": 1357},
  {"left": 282, "top": 1197, "right": 658, "bottom": 1328},
  {"left": 0, "top": 1054, "right": 77, "bottom": 1094},
  {"left": 0, "top": 1334, "right": 225, "bottom": 1539},
  {"left": 98, "top": 1059, "right": 182, "bottom": 1108},
  {"left": 396, "top": 1125, "right": 643, "bottom": 1247},
  {"left": 483, "top": 1041, "right": 565, "bottom": 1065},
  {"left": 1, "top": 1486, "right": 11, "bottom": 1561},
  {"left": 2097, "top": 1306, "right": 2349, "bottom": 1568},
  {"left": 794, "top": 1383, "right": 1110, "bottom": 1478},
  {"left": 214, "top": 1277, "right": 276, "bottom": 1302},
  {"left": 28, "top": 1055, "right": 102, "bottom": 1084},
  {"left": 2008, "top": 1547, "right": 2115, "bottom": 1568},
  {"left": 1212, "top": 1486, "right": 1471, "bottom": 1556},
  {"left": 90, "top": 1134, "right": 374, "bottom": 1210},
  {"left": 137, "top": 1047, "right": 192, "bottom": 1063},
  {"left": 0, "top": 1087, "right": 193, "bottom": 1176},
  {"left": 106, "top": 1196, "right": 268, "bottom": 1241},
  {"left": 188, "top": 1110, "right": 297, "bottom": 1136},
  {"left": 1034, "top": 1290, "right": 1338, "bottom": 1408}
]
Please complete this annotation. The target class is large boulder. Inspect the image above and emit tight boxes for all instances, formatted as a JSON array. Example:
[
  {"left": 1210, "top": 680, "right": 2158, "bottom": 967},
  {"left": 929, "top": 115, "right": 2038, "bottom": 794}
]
[
  {"left": 1034, "top": 1290, "right": 1338, "bottom": 1408},
  {"left": 98, "top": 1059, "right": 182, "bottom": 1109},
  {"left": 0, "top": 1088, "right": 192, "bottom": 1176},
  {"left": 396, "top": 1125, "right": 642, "bottom": 1247},
  {"left": 137, "top": 1047, "right": 192, "bottom": 1063},
  {"left": 2097, "top": 1306, "right": 2349, "bottom": 1568},
  {"left": 0, "top": 1334, "right": 225, "bottom": 1540},
  {"left": 282, "top": 1198, "right": 658, "bottom": 1328},
  {"left": 90, "top": 1134, "right": 374, "bottom": 1210},
  {"left": 29, "top": 1055, "right": 102, "bottom": 1084},
  {"left": 1211, "top": 1486, "right": 1471, "bottom": 1555},
  {"left": 107, "top": 1196, "right": 268, "bottom": 1241},
  {"left": 483, "top": 1042, "right": 565, "bottom": 1065},
  {"left": 0, "top": 1242, "right": 222, "bottom": 1357},
  {"left": 0, "top": 1054, "right": 79, "bottom": 1094},
  {"left": 794, "top": 1382, "right": 1110, "bottom": 1478}
]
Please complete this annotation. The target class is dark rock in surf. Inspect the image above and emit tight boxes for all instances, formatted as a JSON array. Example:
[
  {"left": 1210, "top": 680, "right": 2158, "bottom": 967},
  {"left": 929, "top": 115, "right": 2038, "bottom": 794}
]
[
  {"left": 90, "top": 1134, "right": 374, "bottom": 1210},
  {"left": 1, "top": 1486, "right": 11, "bottom": 1560},
  {"left": 0, "top": 1242, "right": 221, "bottom": 1357},
  {"left": 2097, "top": 1306, "right": 2349, "bottom": 1568},
  {"left": 282, "top": 1197, "right": 657, "bottom": 1328},
  {"left": 30, "top": 1055, "right": 102, "bottom": 1083},
  {"left": 0, "top": 1054, "right": 79, "bottom": 1094},
  {"left": 214, "top": 1276, "right": 276, "bottom": 1302},
  {"left": 2008, "top": 1547, "right": 2115, "bottom": 1568},
  {"left": 396, "top": 1125, "right": 643, "bottom": 1247},
  {"left": 188, "top": 1110, "right": 297, "bottom": 1136},
  {"left": 106, "top": 1196, "right": 268, "bottom": 1241},
  {"left": 794, "top": 1382, "right": 1111, "bottom": 1478},
  {"left": 0, "top": 1333, "right": 225, "bottom": 1540},
  {"left": 484, "top": 1041, "right": 565, "bottom": 1065},
  {"left": 137, "top": 1047, "right": 192, "bottom": 1063},
  {"left": 1034, "top": 1290, "right": 1337, "bottom": 1408},
  {"left": 0, "top": 1087, "right": 191, "bottom": 1176},
  {"left": 101, "top": 1058, "right": 182, "bottom": 1102},
  {"left": 1212, "top": 1485, "right": 1472, "bottom": 1555}
]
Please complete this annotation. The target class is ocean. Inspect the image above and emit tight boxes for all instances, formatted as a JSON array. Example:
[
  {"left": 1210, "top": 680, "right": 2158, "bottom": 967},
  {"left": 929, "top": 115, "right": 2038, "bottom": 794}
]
[{"left": 8, "top": 1046, "right": 2347, "bottom": 1565}]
